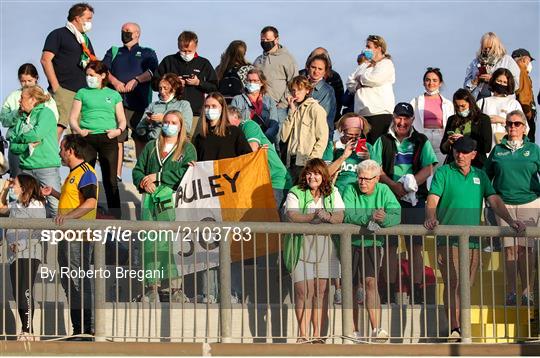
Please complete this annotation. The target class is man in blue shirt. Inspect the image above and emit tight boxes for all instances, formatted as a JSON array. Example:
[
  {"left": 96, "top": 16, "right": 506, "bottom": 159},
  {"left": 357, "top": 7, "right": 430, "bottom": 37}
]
[{"left": 103, "top": 22, "right": 158, "bottom": 164}]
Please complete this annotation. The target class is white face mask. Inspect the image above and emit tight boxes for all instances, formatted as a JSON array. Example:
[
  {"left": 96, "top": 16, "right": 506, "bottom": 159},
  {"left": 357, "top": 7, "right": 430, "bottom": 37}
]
[
  {"left": 425, "top": 89, "right": 440, "bottom": 96},
  {"left": 205, "top": 108, "right": 221, "bottom": 121},
  {"left": 245, "top": 83, "right": 261, "bottom": 93},
  {"left": 82, "top": 21, "right": 92, "bottom": 33},
  {"left": 180, "top": 52, "right": 194, "bottom": 62},
  {"left": 527, "top": 63, "right": 533, "bottom": 73},
  {"left": 86, "top": 75, "right": 100, "bottom": 89}
]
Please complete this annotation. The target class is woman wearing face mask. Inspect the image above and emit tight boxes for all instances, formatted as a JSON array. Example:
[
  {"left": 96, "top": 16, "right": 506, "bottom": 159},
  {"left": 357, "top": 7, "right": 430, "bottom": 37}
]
[
  {"left": 477, "top": 68, "right": 523, "bottom": 147},
  {"left": 132, "top": 110, "right": 196, "bottom": 302},
  {"left": 1, "top": 63, "right": 59, "bottom": 177},
  {"left": 281, "top": 76, "right": 328, "bottom": 183},
  {"left": 216, "top": 40, "right": 254, "bottom": 103},
  {"left": 410, "top": 68, "right": 454, "bottom": 165},
  {"left": 69, "top": 60, "right": 127, "bottom": 218},
  {"left": 193, "top": 92, "right": 252, "bottom": 161},
  {"left": 0, "top": 174, "right": 46, "bottom": 341},
  {"left": 230, "top": 68, "right": 279, "bottom": 143},
  {"left": 8, "top": 86, "right": 61, "bottom": 218},
  {"left": 191, "top": 92, "right": 251, "bottom": 303},
  {"left": 440, "top": 88, "right": 492, "bottom": 168},
  {"left": 464, "top": 32, "right": 520, "bottom": 100},
  {"left": 346, "top": 35, "right": 395, "bottom": 144},
  {"left": 136, "top": 73, "right": 193, "bottom": 147},
  {"left": 326, "top": 113, "right": 372, "bottom": 194}
]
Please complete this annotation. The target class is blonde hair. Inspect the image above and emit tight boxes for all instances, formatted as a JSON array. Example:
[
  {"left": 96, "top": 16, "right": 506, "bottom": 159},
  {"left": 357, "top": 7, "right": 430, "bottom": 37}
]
[
  {"left": 21, "top": 85, "right": 50, "bottom": 105},
  {"left": 200, "top": 92, "right": 229, "bottom": 138},
  {"left": 477, "top": 32, "right": 507, "bottom": 61},
  {"left": 366, "top": 34, "right": 392, "bottom": 60},
  {"left": 288, "top": 75, "right": 313, "bottom": 92},
  {"left": 158, "top": 110, "right": 187, "bottom": 161}
]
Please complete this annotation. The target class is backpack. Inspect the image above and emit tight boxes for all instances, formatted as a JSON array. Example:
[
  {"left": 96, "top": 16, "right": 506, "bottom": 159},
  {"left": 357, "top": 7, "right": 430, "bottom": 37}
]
[{"left": 218, "top": 67, "right": 244, "bottom": 102}]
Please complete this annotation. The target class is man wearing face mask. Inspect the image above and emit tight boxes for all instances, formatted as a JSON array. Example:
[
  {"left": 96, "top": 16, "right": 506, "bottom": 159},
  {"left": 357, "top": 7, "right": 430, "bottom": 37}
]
[
  {"left": 254, "top": 26, "right": 298, "bottom": 125},
  {"left": 41, "top": 3, "right": 96, "bottom": 140},
  {"left": 152, "top": 31, "right": 217, "bottom": 138},
  {"left": 512, "top": 48, "right": 537, "bottom": 142},
  {"left": 103, "top": 23, "right": 158, "bottom": 177}
]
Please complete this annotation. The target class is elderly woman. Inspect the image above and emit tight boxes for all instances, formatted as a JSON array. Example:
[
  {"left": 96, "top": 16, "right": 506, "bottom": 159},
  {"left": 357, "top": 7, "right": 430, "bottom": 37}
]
[
  {"left": 464, "top": 32, "right": 520, "bottom": 100},
  {"left": 284, "top": 158, "right": 344, "bottom": 343},
  {"left": 440, "top": 88, "right": 492, "bottom": 168},
  {"left": 230, "top": 68, "right": 279, "bottom": 143},
  {"left": 346, "top": 35, "right": 395, "bottom": 144},
  {"left": 8, "top": 86, "right": 61, "bottom": 217},
  {"left": 69, "top": 60, "right": 127, "bottom": 218},
  {"left": 484, "top": 110, "right": 540, "bottom": 306},
  {"left": 342, "top": 160, "right": 400, "bottom": 342},
  {"left": 477, "top": 68, "right": 523, "bottom": 147},
  {"left": 410, "top": 67, "right": 454, "bottom": 165}
]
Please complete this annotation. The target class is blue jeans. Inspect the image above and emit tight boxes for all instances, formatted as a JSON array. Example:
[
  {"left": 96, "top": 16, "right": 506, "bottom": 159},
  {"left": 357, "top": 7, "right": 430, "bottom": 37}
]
[{"left": 22, "top": 167, "right": 61, "bottom": 217}]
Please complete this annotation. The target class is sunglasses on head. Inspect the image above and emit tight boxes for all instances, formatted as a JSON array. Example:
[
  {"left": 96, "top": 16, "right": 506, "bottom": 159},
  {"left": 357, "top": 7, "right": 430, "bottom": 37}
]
[
  {"left": 426, "top": 67, "right": 440, "bottom": 72},
  {"left": 506, "top": 121, "right": 524, "bottom": 128}
]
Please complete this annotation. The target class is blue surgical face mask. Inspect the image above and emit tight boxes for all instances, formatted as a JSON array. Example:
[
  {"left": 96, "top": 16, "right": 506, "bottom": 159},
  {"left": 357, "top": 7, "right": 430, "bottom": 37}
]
[
  {"left": 86, "top": 75, "right": 100, "bottom": 89},
  {"left": 245, "top": 83, "right": 261, "bottom": 94},
  {"left": 458, "top": 109, "right": 470, "bottom": 118},
  {"left": 8, "top": 187, "right": 18, "bottom": 202},
  {"left": 205, "top": 108, "right": 221, "bottom": 121},
  {"left": 162, "top": 124, "right": 179, "bottom": 137},
  {"left": 363, "top": 49, "right": 374, "bottom": 61}
]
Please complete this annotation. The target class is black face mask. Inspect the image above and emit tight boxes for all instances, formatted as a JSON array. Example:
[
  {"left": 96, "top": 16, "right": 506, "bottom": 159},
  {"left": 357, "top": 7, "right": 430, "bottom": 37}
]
[
  {"left": 260, "top": 40, "right": 275, "bottom": 53},
  {"left": 121, "top": 31, "right": 133, "bottom": 44},
  {"left": 491, "top": 82, "right": 509, "bottom": 95}
]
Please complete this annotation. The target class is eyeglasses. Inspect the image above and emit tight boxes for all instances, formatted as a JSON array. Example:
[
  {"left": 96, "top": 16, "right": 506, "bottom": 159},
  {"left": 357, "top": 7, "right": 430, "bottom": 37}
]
[
  {"left": 426, "top": 67, "right": 440, "bottom": 72},
  {"left": 506, "top": 121, "right": 524, "bottom": 128},
  {"left": 358, "top": 175, "right": 377, "bottom": 182}
]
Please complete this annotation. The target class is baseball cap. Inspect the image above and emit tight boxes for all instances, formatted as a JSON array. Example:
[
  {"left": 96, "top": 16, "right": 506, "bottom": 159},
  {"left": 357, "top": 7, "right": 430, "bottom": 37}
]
[
  {"left": 453, "top": 136, "right": 477, "bottom": 153},
  {"left": 393, "top": 102, "right": 414, "bottom": 118},
  {"left": 511, "top": 48, "right": 535, "bottom": 61}
]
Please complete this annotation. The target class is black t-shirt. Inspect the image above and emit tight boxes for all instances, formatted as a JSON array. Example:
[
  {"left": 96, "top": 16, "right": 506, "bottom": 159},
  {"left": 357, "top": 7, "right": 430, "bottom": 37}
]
[
  {"left": 43, "top": 27, "right": 95, "bottom": 92},
  {"left": 193, "top": 125, "right": 251, "bottom": 161}
]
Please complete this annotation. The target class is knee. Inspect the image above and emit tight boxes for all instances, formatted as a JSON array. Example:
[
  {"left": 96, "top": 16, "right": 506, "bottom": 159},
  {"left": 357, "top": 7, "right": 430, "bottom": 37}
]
[{"left": 364, "top": 277, "right": 377, "bottom": 292}]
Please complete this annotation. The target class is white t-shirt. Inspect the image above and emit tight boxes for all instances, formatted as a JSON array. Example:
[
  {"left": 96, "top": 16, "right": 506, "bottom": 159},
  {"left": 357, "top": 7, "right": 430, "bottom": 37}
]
[{"left": 478, "top": 96, "right": 523, "bottom": 147}]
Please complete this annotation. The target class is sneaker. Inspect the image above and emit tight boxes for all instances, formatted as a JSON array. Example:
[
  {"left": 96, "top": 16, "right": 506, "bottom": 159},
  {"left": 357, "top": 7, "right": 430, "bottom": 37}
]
[
  {"left": 372, "top": 328, "right": 388, "bottom": 343},
  {"left": 334, "top": 288, "right": 342, "bottom": 305},
  {"left": 196, "top": 294, "right": 217, "bottom": 304},
  {"left": 230, "top": 294, "right": 240, "bottom": 304},
  {"left": 17, "top": 332, "right": 35, "bottom": 341},
  {"left": 357, "top": 286, "right": 365, "bottom": 305},
  {"left": 522, "top": 293, "right": 534, "bottom": 306},
  {"left": 448, "top": 328, "right": 461, "bottom": 343},
  {"left": 506, "top": 292, "right": 517, "bottom": 306},
  {"left": 351, "top": 331, "right": 364, "bottom": 344},
  {"left": 170, "top": 290, "right": 190, "bottom": 303}
]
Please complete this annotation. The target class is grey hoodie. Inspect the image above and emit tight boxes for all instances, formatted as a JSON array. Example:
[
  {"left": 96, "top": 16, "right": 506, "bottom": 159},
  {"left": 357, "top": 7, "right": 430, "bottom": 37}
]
[{"left": 254, "top": 45, "right": 298, "bottom": 109}]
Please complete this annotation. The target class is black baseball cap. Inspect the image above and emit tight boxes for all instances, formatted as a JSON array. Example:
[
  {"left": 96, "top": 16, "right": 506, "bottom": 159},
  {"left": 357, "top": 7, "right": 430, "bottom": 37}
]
[
  {"left": 512, "top": 48, "right": 535, "bottom": 61},
  {"left": 453, "top": 136, "right": 477, "bottom": 153},
  {"left": 393, "top": 102, "right": 414, "bottom": 118}
]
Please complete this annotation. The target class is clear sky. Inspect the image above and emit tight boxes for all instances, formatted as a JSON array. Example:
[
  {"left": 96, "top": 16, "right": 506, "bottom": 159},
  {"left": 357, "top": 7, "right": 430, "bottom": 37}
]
[{"left": 1, "top": 0, "right": 539, "bottom": 115}]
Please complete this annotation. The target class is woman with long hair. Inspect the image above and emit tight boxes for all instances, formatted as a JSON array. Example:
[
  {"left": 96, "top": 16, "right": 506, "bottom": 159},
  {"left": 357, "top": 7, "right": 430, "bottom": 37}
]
[
  {"left": 133, "top": 110, "right": 197, "bottom": 302},
  {"left": 440, "top": 88, "right": 492, "bottom": 168},
  {"left": 0, "top": 174, "right": 47, "bottom": 340},
  {"left": 284, "top": 158, "right": 344, "bottom": 343},
  {"left": 216, "top": 40, "right": 254, "bottom": 103}
]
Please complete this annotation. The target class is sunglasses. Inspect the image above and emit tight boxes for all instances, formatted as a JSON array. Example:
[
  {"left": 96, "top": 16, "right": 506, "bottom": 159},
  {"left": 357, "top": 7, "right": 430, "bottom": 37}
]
[
  {"left": 426, "top": 67, "right": 440, "bottom": 72},
  {"left": 505, "top": 121, "right": 524, "bottom": 128}
]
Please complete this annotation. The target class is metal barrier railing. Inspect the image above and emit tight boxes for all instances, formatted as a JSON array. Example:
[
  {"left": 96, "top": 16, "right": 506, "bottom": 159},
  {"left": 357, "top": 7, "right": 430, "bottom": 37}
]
[{"left": 0, "top": 218, "right": 539, "bottom": 344}]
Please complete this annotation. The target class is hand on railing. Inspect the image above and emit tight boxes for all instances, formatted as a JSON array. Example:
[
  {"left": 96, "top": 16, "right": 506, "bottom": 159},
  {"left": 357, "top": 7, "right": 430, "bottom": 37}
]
[
  {"left": 510, "top": 220, "right": 527, "bottom": 235},
  {"left": 424, "top": 218, "right": 439, "bottom": 231}
]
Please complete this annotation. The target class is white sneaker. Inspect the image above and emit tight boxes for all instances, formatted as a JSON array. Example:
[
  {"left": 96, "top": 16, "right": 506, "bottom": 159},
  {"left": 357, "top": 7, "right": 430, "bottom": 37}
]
[
  {"left": 334, "top": 288, "right": 342, "bottom": 305},
  {"left": 197, "top": 294, "right": 217, "bottom": 304},
  {"left": 351, "top": 331, "right": 365, "bottom": 344},
  {"left": 372, "top": 328, "right": 388, "bottom": 343},
  {"left": 231, "top": 294, "right": 240, "bottom": 304},
  {"left": 170, "top": 290, "right": 190, "bottom": 303},
  {"left": 140, "top": 290, "right": 160, "bottom": 303},
  {"left": 448, "top": 328, "right": 461, "bottom": 343}
]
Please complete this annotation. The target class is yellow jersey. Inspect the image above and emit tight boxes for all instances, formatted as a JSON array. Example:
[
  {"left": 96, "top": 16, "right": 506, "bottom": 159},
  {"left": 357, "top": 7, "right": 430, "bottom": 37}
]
[{"left": 58, "top": 162, "right": 98, "bottom": 219}]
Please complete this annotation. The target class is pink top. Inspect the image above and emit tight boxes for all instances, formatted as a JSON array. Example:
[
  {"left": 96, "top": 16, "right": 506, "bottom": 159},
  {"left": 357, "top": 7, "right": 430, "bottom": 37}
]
[{"left": 423, "top": 95, "right": 443, "bottom": 129}]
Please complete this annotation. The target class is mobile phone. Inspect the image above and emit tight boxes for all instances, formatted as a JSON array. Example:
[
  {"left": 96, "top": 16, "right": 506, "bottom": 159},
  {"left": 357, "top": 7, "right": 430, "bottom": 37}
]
[
  {"left": 447, "top": 131, "right": 455, "bottom": 136},
  {"left": 355, "top": 138, "right": 367, "bottom": 154},
  {"left": 181, "top": 74, "right": 193, "bottom": 79}
]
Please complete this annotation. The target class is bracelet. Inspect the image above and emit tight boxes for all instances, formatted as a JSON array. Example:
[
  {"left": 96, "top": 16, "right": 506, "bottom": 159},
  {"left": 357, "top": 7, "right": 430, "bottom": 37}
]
[{"left": 134, "top": 77, "right": 140, "bottom": 84}]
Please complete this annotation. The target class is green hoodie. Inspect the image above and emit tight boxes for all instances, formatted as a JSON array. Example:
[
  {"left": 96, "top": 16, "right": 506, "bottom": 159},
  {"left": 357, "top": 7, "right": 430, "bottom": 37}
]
[
  {"left": 9, "top": 104, "right": 60, "bottom": 170},
  {"left": 283, "top": 185, "right": 337, "bottom": 273}
]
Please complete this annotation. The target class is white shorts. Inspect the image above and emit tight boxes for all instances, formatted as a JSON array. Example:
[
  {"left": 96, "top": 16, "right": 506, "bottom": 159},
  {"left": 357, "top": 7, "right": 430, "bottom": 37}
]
[
  {"left": 496, "top": 197, "right": 540, "bottom": 248},
  {"left": 292, "top": 235, "right": 340, "bottom": 283}
]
